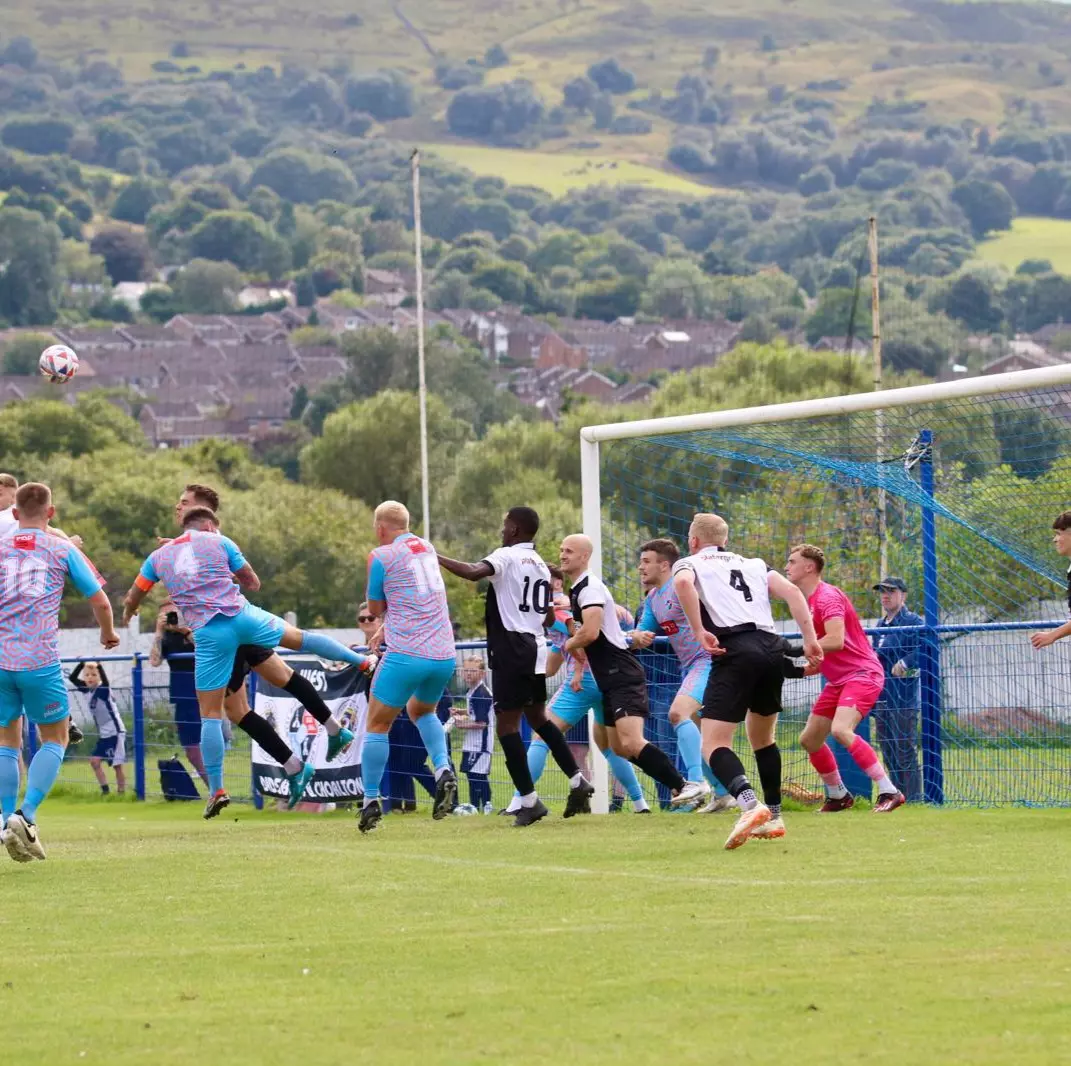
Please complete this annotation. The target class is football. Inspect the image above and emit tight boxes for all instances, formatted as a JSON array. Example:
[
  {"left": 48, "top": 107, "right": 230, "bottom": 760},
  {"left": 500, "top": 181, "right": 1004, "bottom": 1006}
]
[{"left": 39, "top": 343, "right": 80, "bottom": 384}]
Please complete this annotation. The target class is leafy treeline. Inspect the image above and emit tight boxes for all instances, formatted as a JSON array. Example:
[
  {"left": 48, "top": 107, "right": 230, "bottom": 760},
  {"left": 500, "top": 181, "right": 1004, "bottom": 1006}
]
[{"left": 3, "top": 340, "right": 1059, "bottom": 631}]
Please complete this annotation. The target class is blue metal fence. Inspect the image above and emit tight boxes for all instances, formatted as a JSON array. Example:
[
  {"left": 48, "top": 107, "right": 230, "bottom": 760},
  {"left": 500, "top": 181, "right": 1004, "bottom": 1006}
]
[{"left": 41, "top": 620, "right": 1071, "bottom": 811}]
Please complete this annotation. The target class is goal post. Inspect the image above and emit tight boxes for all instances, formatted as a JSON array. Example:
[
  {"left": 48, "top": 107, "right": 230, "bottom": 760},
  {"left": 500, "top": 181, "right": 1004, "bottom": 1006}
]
[{"left": 580, "top": 364, "right": 1071, "bottom": 810}]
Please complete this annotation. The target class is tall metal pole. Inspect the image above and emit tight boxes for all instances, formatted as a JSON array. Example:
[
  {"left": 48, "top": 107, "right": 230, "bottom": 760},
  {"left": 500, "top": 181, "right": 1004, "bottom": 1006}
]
[
  {"left": 411, "top": 149, "right": 430, "bottom": 540},
  {"left": 869, "top": 216, "right": 887, "bottom": 576}
]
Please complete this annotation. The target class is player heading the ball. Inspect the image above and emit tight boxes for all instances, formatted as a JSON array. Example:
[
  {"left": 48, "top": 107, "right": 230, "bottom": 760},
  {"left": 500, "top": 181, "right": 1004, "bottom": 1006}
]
[{"left": 122, "top": 507, "right": 372, "bottom": 820}]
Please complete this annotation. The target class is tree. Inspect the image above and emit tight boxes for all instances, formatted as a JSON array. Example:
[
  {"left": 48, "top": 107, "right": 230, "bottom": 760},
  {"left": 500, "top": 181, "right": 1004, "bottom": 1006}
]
[
  {"left": 90, "top": 224, "right": 151, "bottom": 284},
  {"left": 941, "top": 273, "right": 1004, "bottom": 332},
  {"left": 575, "top": 276, "right": 642, "bottom": 321},
  {"left": 2, "top": 332, "right": 54, "bottom": 375},
  {"left": 344, "top": 72, "right": 414, "bottom": 120},
  {"left": 485, "top": 44, "right": 509, "bottom": 68},
  {"left": 805, "top": 287, "right": 868, "bottom": 345},
  {"left": 446, "top": 81, "right": 545, "bottom": 139},
  {"left": 952, "top": 178, "right": 1015, "bottom": 239},
  {"left": 170, "top": 258, "right": 242, "bottom": 313},
  {"left": 798, "top": 165, "right": 834, "bottom": 196},
  {"left": 643, "top": 259, "right": 713, "bottom": 319},
  {"left": 1, "top": 117, "right": 74, "bottom": 156},
  {"left": 110, "top": 178, "right": 171, "bottom": 225},
  {"left": 563, "top": 76, "right": 597, "bottom": 112},
  {"left": 0, "top": 207, "right": 61, "bottom": 325},
  {"left": 249, "top": 148, "right": 359, "bottom": 206},
  {"left": 587, "top": 58, "right": 636, "bottom": 94},
  {"left": 188, "top": 211, "right": 292, "bottom": 275},
  {"left": 300, "top": 391, "right": 471, "bottom": 518}
]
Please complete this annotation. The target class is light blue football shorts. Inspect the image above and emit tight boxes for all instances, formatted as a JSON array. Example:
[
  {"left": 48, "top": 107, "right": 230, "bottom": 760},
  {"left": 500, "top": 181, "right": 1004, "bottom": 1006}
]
[
  {"left": 0, "top": 664, "right": 69, "bottom": 727},
  {"left": 549, "top": 673, "right": 606, "bottom": 727},
  {"left": 370, "top": 650, "right": 455, "bottom": 709},
  {"left": 194, "top": 605, "right": 286, "bottom": 691}
]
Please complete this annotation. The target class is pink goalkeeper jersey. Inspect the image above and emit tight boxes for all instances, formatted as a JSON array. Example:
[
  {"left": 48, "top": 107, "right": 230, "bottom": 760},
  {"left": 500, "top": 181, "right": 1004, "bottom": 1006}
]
[{"left": 808, "top": 581, "right": 883, "bottom": 686}]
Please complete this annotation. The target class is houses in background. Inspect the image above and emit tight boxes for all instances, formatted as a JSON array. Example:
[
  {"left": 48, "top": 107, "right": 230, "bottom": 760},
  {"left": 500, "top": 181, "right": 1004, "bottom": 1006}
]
[{"left": 8, "top": 295, "right": 1062, "bottom": 445}]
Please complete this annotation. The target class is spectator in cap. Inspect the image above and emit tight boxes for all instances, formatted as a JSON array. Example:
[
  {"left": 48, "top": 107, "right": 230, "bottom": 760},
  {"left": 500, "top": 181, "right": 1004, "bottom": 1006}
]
[{"left": 872, "top": 577, "right": 924, "bottom": 803}]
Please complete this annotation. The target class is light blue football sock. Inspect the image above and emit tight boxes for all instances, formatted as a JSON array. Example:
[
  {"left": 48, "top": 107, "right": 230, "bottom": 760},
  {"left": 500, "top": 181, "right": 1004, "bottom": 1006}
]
[
  {"left": 414, "top": 712, "right": 450, "bottom": 772},
  {"left": 527, "top": 738, "right": 550, "bottom": 786},
  {"left": 362, "top": 732, "right": 389, "bottom": 800},
  {"left": 673, "top": 719, "right": 704, "bottom": 782},
  {"left": 299, "top": 631, "right": 367, "bottom": 667},
  {"left": 702, "top": 760, "right": 728, "bottom": 796},
  {"left": 21, "top": 742, "right": 66, "bottom": 822},
  {"left": 200, "top": 718, "right": 225, "bottom": 794},
  {"left": 603, "top": 747, "right": 644, "bottom": 802},
  {"left": 0, "top": 746, "right": 19, "bottom": 825}
]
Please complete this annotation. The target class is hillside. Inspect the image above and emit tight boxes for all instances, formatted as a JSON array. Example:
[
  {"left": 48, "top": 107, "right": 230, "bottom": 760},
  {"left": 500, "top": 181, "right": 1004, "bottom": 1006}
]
[{"left": 8, "top": 0, "right": 1071, "bottom": 184}]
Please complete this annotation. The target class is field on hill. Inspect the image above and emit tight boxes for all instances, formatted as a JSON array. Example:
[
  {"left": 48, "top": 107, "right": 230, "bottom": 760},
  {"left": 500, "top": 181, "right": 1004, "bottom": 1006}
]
[
  {"left": 2, "top": 799, "right": 1068, "bottom": 1066},
  {"left": 978, "top": 216, "right": 1071, "bottom": 274},
  {"left": 9, "top": 0, "right": 1071, "bottom": 181},
  {"left": 424, "top": 142, "right": 721, "bottom": 195}
]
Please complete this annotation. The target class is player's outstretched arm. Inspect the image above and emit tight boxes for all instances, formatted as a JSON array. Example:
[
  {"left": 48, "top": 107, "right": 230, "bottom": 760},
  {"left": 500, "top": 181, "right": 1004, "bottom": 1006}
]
[
  {"left": 767, "top": 572, "right": 823, "bottom": 664},
  {"left": 1032, "top": 620, "right": 1071, "bottom": 648},
  {"left": 437, "top": 554, "right": 493, "bottom": 583},
  {"left": 672, "top": 567, "right": 721, "bottom": 655},
  {"left": 90, "top": 590, "right": 121, "bottom": 649}
]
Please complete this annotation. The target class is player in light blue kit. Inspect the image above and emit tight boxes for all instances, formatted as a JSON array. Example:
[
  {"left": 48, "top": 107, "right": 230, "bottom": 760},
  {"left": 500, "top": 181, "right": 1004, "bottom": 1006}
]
[
  {"left": 502, "top": 565, "right": 650, "bottom": 815},
  {"left": 122, "top": 506, "right": 373, "bottom": 819},
  {"left": 0, "top": 483, "right": 120, "bottom": 862},
  {"left": 358, "top": 500, "right": 459, "bottom": 834},
  {"left": 629, "top": 538, "right": 734, "bottom": 813}
]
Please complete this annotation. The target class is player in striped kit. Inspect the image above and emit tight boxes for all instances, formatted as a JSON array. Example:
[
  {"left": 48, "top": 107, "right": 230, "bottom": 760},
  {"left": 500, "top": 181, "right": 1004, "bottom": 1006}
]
[
  {"left": 358, "top": 501, "right": 458, "bottom": 834},
  {"left": 673, "top": 514, "right": 822, "bottom": 849},
  {"left": 1, "top": 483, "right": 120, "bottom": 862},
  {"left": 560, "top": 534, "right": 688, "bottom": 799},
  {"left": 123, "top": 508, "right": 373, "bottom": 820},
  {"left": 629, "top": 538, "right": 732, "bottom": 812}
]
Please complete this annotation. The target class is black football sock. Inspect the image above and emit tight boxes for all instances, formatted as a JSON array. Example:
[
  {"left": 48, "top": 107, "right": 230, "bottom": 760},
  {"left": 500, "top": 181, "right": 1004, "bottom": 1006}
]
[
  {"left": 499, "top": 731, "right": 535, "bottom": 797},
  {"left": 533, "top": 720, "right": 581, "bottom": 779},
  {"left": 753, "top": 742, "right": 782, "bottom": 811},
  {"left": 709, "top": 747, "right": 758, "bottom": 810},
  {"left": 238, "top": 711, "right": 298, "bottom": 769},
  {"left": 284, "top": 673, "right": 339, "bottom": 735},
  {"left": 631, "top": 742, "right": 685, "bottom": 792}
]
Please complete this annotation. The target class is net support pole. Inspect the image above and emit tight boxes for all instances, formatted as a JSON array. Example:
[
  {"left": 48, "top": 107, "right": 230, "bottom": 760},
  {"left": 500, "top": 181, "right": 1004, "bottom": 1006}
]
[
  {"left": 869, "top": 216, "right": 888, "bottom": 576},
  {"left": 411, "top": 148, "right": 431, "bottom": 540},
  {"left": 580, "top": 435, "right": 610, "bottom": 814},
  {"left": 133, "top": 653, "right": 146, "bottom": 801},
  {"left": 918, "top": 429, "right": 944, "bottom": 805}
]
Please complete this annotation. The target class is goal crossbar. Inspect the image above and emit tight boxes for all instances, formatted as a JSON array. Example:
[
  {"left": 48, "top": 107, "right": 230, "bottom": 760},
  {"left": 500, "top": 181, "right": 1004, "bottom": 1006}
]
[{"left": 579, "top": 364, "right": 1071, "bottom": 443}]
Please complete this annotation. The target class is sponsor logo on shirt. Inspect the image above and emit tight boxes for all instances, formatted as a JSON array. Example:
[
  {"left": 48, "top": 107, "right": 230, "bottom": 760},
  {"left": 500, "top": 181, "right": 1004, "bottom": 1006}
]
[
  {"left": 13, "top": 533, "right": 35, "bottom": 551},
  {"left": 406, "top": 538, "right": 426, "bottom": 555},
  {"left": 661, "top": 621, "right": 679, "bottom": 635}
]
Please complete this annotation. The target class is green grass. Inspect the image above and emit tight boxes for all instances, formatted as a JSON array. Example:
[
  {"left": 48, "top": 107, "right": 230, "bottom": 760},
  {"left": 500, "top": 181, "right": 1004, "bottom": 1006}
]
[
  {"left": 3, "top": 799, "right": 1069, "bottom": 1065},
  {"left": 978, "top": 216, "right": 1071, "bottom": 274},
  {"left": 424, "top": 142, "right": 722, "bottom": 196}
]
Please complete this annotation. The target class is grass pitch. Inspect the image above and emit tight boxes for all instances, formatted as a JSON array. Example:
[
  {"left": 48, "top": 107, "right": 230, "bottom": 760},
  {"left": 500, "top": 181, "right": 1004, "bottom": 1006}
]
[{"left": 1, "top": 800, "right": 1068, "bottom": 1066}]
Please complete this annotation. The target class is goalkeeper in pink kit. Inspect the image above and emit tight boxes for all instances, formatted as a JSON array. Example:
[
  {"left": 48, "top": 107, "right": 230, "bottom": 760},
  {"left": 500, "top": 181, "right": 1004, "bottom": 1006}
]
[{"left": 785, "top": 544, "right": 905, "bottom": 813}]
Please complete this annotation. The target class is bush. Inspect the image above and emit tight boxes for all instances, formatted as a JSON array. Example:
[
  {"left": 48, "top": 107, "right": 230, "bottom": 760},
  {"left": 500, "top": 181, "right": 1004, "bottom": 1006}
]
[
  {"left": 587, "top": 58, "right": 636, "bottom": 95},
  {"left": 609, "top": 115, "right": 652, "bottom": 136}
]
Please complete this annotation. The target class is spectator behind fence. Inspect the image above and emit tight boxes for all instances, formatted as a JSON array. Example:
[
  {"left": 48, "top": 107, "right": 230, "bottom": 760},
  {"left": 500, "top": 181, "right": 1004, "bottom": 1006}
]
[
  {"left": 150, "top": 602, "right": 208, "bottom": 788},
  {"left": 69, "top": 661, "right": 126, "bottom": 796},
  {"left": 872, "top": 577, "right": 923, "bottom": 803},
  {"left": 0, "top": 473, "right": 16, "bottom": 535},
  {"left": 453, "top": 656, "right": 494, "bottom": 813}
]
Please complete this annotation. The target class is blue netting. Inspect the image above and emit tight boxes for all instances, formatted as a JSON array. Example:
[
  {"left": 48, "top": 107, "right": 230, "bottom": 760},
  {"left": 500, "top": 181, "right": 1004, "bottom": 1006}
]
[{"left": 598, "top": 382, "right": 1071, "bottom": 806}]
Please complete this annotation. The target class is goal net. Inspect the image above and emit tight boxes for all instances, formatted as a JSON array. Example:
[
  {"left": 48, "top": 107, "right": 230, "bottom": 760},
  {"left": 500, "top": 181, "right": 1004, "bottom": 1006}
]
[{"left": 581, "top": 366, "right": 1071, "bottom": 808}]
